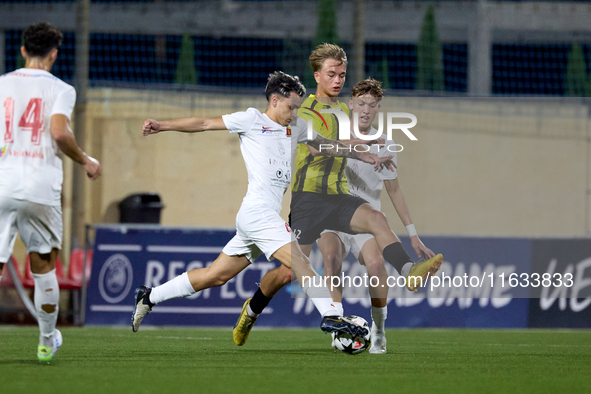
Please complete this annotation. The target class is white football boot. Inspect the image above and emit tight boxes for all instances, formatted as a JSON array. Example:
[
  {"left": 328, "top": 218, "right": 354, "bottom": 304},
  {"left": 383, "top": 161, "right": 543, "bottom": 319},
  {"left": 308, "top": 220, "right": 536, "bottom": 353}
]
[
  {"left": 368, "top": 324, "right": 386, "bottom": 354},
  {"left": 52, "top": 329, "right": 63, "bottom": 356}
]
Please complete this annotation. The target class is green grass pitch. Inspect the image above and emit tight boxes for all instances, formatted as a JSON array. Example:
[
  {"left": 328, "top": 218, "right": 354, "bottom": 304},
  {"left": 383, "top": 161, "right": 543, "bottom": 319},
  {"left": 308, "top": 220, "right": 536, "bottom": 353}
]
[{"left": 1, "top": 326, "right": 590, "bottom": 394}]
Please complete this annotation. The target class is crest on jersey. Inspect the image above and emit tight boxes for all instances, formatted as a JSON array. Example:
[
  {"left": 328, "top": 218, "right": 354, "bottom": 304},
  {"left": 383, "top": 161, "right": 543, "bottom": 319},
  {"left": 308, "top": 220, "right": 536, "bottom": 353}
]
[{"left": 286, "top": 127, "right": 291, "bottom": 136}]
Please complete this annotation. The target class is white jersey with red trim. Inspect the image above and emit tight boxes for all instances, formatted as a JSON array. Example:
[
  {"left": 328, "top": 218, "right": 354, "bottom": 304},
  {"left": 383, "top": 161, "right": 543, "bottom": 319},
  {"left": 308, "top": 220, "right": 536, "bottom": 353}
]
[
  {"left": 0, "top": 68, "right": 75, "bottom": 206},
  {"left": 222, "top": 108, "right": 315, "bottom": 213}
]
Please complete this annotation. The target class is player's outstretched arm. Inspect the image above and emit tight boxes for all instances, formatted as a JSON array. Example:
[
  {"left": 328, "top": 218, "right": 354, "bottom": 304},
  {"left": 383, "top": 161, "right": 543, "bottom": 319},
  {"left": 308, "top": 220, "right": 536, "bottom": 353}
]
[
  {"left": 307, "top": 134, "right": 396, "bottom": 171},
  {"left": 143, "top": 116, "right": 226, "bottom": 136},
  {"left": 50, "top": 114, "right": 102, "bottom": 180},
  {"left": 384, "top": 178, "right": 434, "bottom": 259}
]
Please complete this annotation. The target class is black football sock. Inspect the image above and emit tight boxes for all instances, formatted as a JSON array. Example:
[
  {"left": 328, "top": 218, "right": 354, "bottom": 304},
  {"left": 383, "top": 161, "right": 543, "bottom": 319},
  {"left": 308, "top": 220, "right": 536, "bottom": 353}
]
[
  {"left": 382, "top": 242, "right": 413, "bottom": 274},
  {"left": 249, "top": 287, "right": 272, "bottom": 315}
]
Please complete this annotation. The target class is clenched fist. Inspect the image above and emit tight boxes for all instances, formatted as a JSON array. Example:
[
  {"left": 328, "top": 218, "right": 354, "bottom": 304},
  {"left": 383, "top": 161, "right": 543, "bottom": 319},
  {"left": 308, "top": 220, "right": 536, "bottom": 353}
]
[{"left": 143, "top": 119, "right": 161, "bottom": 136}]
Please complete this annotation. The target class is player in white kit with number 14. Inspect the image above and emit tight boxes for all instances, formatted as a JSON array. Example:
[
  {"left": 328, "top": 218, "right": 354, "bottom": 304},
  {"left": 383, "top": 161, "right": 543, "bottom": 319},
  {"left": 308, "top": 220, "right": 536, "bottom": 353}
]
[{"left": 0, "top": 23, "right": 102, "bottom": 362}]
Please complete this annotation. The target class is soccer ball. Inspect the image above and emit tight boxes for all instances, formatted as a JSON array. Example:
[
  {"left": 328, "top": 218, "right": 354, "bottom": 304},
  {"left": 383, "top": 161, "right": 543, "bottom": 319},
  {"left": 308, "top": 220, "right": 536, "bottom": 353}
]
[{"left": 331, "top": 315, "right": 371, "bottom": 355}]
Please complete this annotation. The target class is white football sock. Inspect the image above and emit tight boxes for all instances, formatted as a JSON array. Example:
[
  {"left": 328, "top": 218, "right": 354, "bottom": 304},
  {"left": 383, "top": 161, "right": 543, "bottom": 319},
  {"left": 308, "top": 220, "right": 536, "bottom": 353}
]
[
  {"left": 32, "top": 269, "right": 59, "bottom": 338},
  {"left": 371, "top": 306, "right": 387, "bottom": 333},
  {"left": 401, "top": 262, "right": 413, "bottom": 277},
  {"left": 246, "top": 303, "right": 259, "bottom": 318},
  {"left": 302, "top": 278, "right": 339, "bottom": 317},
  {"left": 149, "top": 272, "right": 195, "bottom": 305},
  {"left": 333, "top": 301, "right": 344, "bottom": 317}
]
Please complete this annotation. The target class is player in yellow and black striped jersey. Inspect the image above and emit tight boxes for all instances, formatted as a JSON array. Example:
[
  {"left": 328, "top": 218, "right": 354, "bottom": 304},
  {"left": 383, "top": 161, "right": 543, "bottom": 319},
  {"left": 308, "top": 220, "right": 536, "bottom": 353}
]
[
  {"left": 292, "top": 95, "right": 350, "bottom": 195},
  {"left": 289, "top": 44, "right": 381, "bottom": 247},
  {"left": 233, "top": 45, "right": 444, "bottom": 347},
  {"left": 284, "top": 45, "right": 433, "bottom": 261}
]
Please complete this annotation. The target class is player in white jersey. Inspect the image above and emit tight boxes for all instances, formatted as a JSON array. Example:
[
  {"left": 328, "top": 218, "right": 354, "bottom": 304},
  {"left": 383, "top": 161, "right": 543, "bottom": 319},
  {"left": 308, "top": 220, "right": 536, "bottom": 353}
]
[
  {"left": 234, "top": 79, "right": 439, "bottom": 352},
  {"left": 0, "top": 23, "right": 102, "bottom": 362},
  {"left": 131, "top": 72, "right": 395, "bottom": 339},
  {"left": 319, "top": 79, "right": 434, "bottom": 353}
]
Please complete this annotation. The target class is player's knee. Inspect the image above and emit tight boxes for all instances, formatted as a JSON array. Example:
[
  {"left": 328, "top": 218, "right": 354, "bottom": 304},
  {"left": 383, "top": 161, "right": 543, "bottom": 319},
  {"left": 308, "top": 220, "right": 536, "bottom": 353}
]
[
  {"left": 324, "top": 252, "right": 342, "bottom": 269},
  {"left": 370, "top": 209, "right": 388, "bottom": 225},
  {"left": 210, "top": 276, "right": 228, "bottom": 287},
  {"left": 218, "top": 272, "right": 236, "bottom": 286},
  {"left": 281, "top": 271, "right": 292, "bottom": 285},
  {"left": 364, "top": 256, "right": 385, "bottom": 274},
  {"left": 29, "top": 252, "right": 55, "bottom": 274},
  {"left": 205, "top": 269, "right": 232, "bottom": 287},
  {"left": 365, "top": 210, "right": 388, "bottom": 231},
  {"left": 278, "top": 265, "right": 293, "bottom": 285}
]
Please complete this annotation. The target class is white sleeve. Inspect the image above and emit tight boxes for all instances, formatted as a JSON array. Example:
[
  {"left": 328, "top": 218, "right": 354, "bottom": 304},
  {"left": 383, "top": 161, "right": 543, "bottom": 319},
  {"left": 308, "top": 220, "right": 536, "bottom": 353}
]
[
  {"left": 380, "top": 141, "right": 398, "bottom": 180},
  {"left": 222, "top": 109, "right": 257, "bottom": 134},
  {"left": 295, "top": 117, "right": 317, "bottom": 144},
  {"left": 51, "top": 84, "right": 76, "bottom": 120}
]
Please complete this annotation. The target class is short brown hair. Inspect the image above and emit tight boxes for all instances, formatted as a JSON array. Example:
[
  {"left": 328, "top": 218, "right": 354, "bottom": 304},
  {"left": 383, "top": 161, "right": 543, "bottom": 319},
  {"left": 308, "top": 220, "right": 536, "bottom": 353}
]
[
  {"left": 23, "top": 22, "right": 63, "bottom": 58},
  {"left": 351, "top": 78, "right": 384, "bottom": 98},
  {"left": 309, "top": 43, "right": 348, "bottom": 72}
]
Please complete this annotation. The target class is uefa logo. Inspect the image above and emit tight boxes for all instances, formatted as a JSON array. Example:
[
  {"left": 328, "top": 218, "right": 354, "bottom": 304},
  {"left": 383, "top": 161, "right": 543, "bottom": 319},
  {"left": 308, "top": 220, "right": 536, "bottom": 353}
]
[{"left": 98, "top": 254, "right": 134, "bottom": 304}]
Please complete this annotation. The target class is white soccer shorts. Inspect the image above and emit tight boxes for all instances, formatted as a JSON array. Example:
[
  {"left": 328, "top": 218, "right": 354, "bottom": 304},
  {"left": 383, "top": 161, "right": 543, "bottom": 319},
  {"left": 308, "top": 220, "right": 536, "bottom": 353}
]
[
  {"left": 222, "top": 203, "right": 293, "bottom": 263},
  {"left": 0, "top": 196, "right": 62, "bottom": 262},
  {"left": 320, "top": 229, "right": 374, "bottom": 263}
]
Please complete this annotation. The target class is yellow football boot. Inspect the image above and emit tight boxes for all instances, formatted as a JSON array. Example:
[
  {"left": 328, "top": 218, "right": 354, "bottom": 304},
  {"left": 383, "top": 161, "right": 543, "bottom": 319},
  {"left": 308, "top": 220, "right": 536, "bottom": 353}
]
[
  {"left": 406, "top": 254, "right": 443, "bottom": 292},
  {"left": 233, "top": 299, "right": 258, "bottom": 346}
]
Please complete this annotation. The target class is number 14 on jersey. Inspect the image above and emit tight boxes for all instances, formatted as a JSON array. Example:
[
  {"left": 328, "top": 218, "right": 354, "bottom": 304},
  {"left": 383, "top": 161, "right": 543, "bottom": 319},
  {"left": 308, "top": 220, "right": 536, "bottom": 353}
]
[{"left": 4, "top": 98, "right": 45, "bottom": 145}]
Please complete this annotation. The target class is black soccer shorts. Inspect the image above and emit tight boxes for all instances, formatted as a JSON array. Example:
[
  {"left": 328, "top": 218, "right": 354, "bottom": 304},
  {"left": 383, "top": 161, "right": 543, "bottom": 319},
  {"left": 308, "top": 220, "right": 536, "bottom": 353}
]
[{"left": 289, "top": 191, "right": 368, "bottom": 246}]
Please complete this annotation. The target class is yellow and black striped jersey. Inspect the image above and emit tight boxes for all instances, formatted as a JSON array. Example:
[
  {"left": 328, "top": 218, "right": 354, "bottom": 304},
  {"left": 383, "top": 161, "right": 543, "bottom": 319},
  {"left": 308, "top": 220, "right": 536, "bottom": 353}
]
[{"left": 292, "top": 95, "right": 350, "bottom": 194}]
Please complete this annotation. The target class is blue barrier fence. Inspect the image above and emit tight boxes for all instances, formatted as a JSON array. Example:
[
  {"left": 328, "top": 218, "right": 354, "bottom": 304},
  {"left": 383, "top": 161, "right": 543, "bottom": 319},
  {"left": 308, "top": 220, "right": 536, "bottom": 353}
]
[{"left": 84, "top": 225, "right": 591, "bottom": 328}]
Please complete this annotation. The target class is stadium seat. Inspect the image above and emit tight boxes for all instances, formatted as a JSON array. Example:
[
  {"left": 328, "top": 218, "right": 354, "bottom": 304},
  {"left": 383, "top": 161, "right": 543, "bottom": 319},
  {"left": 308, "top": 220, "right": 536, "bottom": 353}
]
[
  {"left": 0, "top": 256, "right": 22, "bottom": 288},
  {"left": 68, "top": 249, "right": 93, "bottom": 286},
  {"left": 24, "top": 255, "right": 80, "bottom": 290},
  {"left": 21, "top": 251, "right": 92, "bottom": 325},
  {"left": 56, "top": 258, "right": 81, "bottom": 290},
  {"left": 67, "top": 250, "right": 93, "bottom": 326},
  {"left": 22, "top": 251, "right": 91, "bottom": 325},
  {"left": 22, "top": 257, "right": 35, "bottom": 289}
]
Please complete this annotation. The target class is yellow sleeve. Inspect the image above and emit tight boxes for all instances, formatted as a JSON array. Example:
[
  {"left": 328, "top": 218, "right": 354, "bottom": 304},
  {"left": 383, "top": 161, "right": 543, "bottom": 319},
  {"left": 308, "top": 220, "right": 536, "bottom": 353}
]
[
  {"left": 340, "top": 102, "right": 350, "bottom": 116},
  {"left": 298, "top": 107, "right": 329, "bottom": 137}
]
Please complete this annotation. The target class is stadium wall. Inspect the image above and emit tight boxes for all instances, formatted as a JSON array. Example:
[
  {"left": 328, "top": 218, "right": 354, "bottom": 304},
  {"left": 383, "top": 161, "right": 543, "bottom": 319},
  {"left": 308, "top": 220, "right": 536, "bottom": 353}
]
[{"left": 80, "top": 88, "right": 590, "bottom": 237}]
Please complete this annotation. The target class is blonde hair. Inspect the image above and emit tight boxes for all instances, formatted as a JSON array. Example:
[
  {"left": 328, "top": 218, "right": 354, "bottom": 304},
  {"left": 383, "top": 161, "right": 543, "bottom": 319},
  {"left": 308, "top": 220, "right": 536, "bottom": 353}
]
[{"left": 309, "top": 43, "right": 348, "bottom": 72}]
